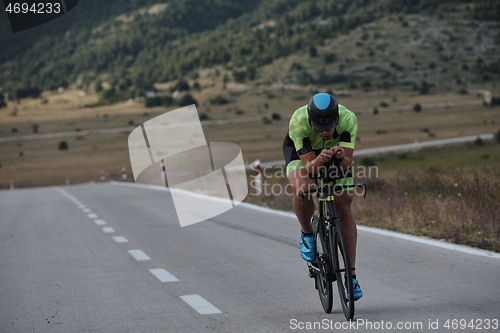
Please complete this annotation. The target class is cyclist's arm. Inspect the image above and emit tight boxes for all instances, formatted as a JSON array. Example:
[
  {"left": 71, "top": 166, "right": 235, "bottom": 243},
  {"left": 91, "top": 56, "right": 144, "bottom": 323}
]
[
  {"left": 332, "top": 146, "right": 353, "bottom": 170},
  {"left": 299, "top": 150, "right": 332, "bottom": 174},
  {"left": 299, "top": 147, "right": 353, "bottom": 174}
]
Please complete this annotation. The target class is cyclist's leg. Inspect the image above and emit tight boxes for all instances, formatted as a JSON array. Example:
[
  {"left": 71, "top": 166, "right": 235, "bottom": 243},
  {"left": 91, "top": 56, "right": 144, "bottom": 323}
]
[
  {"left": 333, "top": 178, "right": 357, "bottom": 274},
  {"left": 287, "top": 166, "right": 315, "bottom": 233},
  {"left": 283, "top": 136, "right": 316, "bottom": 233}
]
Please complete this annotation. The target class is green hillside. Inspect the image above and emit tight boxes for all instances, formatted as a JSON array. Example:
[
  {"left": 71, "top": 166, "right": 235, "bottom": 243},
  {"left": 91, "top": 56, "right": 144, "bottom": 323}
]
[{"left": 1, "top": 0, "right": 499, "bottom": 101}]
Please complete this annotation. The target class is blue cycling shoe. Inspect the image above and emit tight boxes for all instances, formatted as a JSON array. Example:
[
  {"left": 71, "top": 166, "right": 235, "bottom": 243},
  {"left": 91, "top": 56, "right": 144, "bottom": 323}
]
[
  {"left": 300, "top": 232, "right": 316, "bottom": 262},
  {"left": 345, "top": 277, "right": 363, "bottom": 301}
]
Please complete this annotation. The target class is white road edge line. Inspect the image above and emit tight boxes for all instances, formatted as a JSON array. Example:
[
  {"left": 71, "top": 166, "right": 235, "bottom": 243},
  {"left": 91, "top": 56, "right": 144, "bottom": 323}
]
[
  {"left": 128, "top": 249, "right": 151, "bottom": 261},
  {"left": 179, "top": 295, "right": 222, "bottom": 315},
  {"left": 112, "top": 236, "right": 129, "bottom": 243},
  {"left": 110, "top": 182, "right": 500, "bottom": 259},
  {"left": 149, "top": 268, "right": 179, "bottom": 282}
]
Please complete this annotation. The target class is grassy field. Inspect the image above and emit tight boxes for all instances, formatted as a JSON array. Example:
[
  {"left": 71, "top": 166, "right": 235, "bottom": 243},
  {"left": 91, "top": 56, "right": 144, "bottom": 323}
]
[{"left": 0, "top": 85, "right": 499, "bottom": 188}]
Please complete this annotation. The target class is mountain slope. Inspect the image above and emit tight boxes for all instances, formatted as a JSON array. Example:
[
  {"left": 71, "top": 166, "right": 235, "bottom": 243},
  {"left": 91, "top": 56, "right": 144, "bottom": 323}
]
[{"left": 1, "top": 0, "right": 499, "bottom": 97}]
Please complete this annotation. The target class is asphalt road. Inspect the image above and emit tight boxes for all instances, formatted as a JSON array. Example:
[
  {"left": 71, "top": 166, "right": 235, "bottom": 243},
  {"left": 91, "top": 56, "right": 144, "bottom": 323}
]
[{"left": 1, "top": 183, "right": 499, "bottom": 333}]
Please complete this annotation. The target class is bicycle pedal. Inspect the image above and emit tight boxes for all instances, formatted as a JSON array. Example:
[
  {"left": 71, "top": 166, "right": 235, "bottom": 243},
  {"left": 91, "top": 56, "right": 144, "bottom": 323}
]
[{"left": 307, "top": 262, "right": 318, "bottom": 278}]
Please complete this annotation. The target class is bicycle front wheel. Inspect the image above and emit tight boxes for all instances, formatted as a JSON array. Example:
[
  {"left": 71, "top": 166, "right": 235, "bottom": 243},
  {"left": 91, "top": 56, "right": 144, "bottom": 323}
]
[
  {"left": 313, "top": 216, "right": 333, "bottom": 313},
  {"left": 332, "top": 218, "right": 355, "bottom": 320}
]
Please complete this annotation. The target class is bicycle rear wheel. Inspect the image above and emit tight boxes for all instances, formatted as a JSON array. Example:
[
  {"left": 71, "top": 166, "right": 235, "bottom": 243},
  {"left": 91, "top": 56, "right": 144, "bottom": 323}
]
[
  {"left": 313, "top": 216, "right": 333, "bottom": 313},
  {"left": 332, "top": 218, "right": 355, "bottom": 320}
]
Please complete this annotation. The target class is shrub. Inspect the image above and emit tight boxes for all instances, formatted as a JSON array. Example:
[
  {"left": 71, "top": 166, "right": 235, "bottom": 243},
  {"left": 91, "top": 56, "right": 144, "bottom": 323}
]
[
  {"left": 271, "top": 113, "right": 281, "bottom": 121},
  {"left": 474, "top": 136, "right": 484, "bottom": 146},
  {"left": 145, "top": 96, "right": 174, "bottom": 108},
  {"left": 0, "top": 93, "right": 6, "bottom": 108},
  {"left": 413, "top": 103, "right": 422, "bottom": 112},
  {"left": 308, "top": 46, "right": 318, "bottom": 57},
  {"left": 178, "top": 93, "right": 197, "bottom": 107},
  {"left": 232, "top": 70, "right": 246, "bottom": 83},
  {"left": 495, "top": 129, "right": 500, "bottom": 144},
  {"left": 490, "top": 97, "right": 500, "bottom": 106},
  {"left": 210, "top": 95, "right": 229, "bottom": 105},
  {"left": 192, "top": 82, "right": 201, "bottom": 91},
  {"left": 170, "top": 79, "right": 190, "bottom": 92},
  {"left": 98, "top": 89, "right": 115, "bottom": 103},
  {"left": 290, "top": 62, "right": 302, "bottom": 70},
  {"left": 59, "top": 141, "right": 68, "bottom": 150},
  {"left": 419, "top": 81, "right": 429, "bottom": 94},
  {"left": 15, "top": 87, "right": 42, "bottom": 99},
  {"left": 324, "top": 53, "right": 337, "bottom": 63}
]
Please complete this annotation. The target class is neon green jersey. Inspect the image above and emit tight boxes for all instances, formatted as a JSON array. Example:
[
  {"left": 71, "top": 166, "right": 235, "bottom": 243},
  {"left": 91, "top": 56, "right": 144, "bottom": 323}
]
[{"left": 288, "top": 104, "right": 358, "bottom": 155}]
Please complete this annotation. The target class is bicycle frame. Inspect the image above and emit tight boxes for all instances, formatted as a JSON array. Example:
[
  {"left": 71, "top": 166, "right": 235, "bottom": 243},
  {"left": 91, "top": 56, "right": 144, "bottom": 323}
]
[{"left": 299, "top": 180, "right": 366, "bottom": 320}]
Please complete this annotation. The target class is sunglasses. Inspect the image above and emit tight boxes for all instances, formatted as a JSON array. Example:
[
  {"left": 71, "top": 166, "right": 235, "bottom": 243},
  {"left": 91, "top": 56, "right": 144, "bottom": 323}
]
[{"left": 312, "top": 121, "right": 336, "bottom": 132}]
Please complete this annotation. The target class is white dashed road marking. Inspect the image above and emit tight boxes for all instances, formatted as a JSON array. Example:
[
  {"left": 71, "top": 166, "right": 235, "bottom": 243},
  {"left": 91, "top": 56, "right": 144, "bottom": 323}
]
[
  {"left": 112, "top": 236, "right": 129, "bottom": 243},
  {"left": 94, "top": 219, "right": 107, "bottom": 226},
  {"left": 128, "top": 249, "right": 151, "bottom": 261},
  {"left": 149, "top": 269, "right": 179, "bottom": 282},
  {"left": 57, "top": 188, "right": 225, "bottom": 315},
  {"left": 180, "top": 295, "right": 222, "bottom": 315}
]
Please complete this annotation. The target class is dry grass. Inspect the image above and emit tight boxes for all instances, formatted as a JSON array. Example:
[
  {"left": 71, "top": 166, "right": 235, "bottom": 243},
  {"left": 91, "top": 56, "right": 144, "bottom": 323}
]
[
  {"left": 242, "top": 142, "right": 500, "bottom": 252},
  {"left": 354, "top": 164, "right": 500, "bottom": 252}
]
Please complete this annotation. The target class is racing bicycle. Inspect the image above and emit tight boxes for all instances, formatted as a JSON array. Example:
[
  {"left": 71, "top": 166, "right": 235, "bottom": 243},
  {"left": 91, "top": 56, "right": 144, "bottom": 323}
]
[{"left": 298, "top": 168, "right": 366, "bottom": 321}]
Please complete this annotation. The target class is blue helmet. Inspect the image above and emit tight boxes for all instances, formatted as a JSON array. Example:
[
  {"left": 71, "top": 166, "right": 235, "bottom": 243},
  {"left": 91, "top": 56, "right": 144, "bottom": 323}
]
[{"left": 307, "top": 93, "right": 339, "bottom": 126}]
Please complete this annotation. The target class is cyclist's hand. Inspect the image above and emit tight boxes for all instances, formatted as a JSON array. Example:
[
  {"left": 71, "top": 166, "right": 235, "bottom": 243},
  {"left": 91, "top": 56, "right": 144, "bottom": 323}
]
[
  {"left": 319, "top": 149, "right": 334, "bottom": 163},
  {"left": 331, "top": 146, "right": 345, "bottom": 161}
]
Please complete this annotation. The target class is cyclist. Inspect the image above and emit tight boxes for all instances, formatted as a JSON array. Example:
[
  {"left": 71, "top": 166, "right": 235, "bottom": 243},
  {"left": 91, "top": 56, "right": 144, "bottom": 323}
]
[{"left": 282, "top": 92, "right": 362, "bottom": 300}]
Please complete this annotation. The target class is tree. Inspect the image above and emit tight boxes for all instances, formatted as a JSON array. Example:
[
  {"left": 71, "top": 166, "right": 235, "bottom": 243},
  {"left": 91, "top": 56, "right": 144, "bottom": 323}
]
[
  {"left": 0, "top": 93, "right": 6, "bottom": 108},
  {"left": 419, "top": 81, "right": 429, "bottom": 94},
  {"left": 309, "top": 46, "right": 318, "bottom": 57}
]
